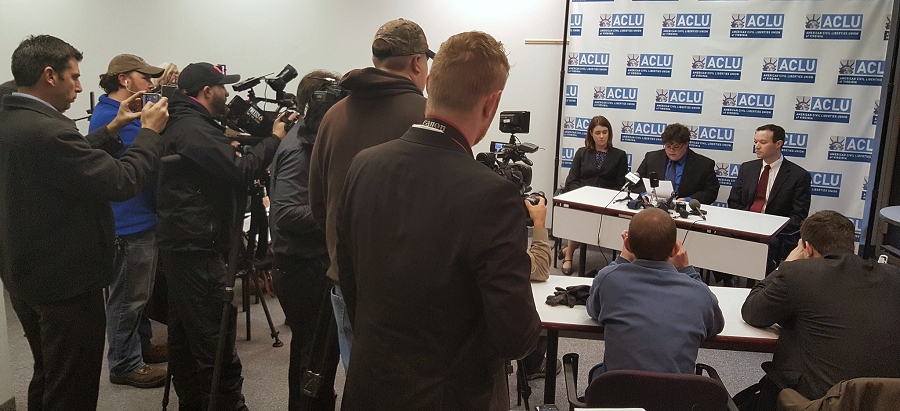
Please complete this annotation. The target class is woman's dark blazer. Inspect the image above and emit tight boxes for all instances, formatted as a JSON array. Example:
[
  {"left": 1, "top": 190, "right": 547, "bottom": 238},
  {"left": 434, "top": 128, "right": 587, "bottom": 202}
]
[{"left": 564, "top": 146, "right": 628, "bottom": 191}]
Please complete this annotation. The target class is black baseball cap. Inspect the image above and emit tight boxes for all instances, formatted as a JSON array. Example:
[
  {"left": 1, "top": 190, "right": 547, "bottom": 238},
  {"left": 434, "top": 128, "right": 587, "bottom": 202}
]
[{"left": 178, "top": 62, "right": 240, "bottom": 95}]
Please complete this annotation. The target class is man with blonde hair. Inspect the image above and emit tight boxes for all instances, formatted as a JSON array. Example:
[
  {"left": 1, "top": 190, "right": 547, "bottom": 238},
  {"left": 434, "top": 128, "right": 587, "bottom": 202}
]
[{"left": 335, "top": 31, "right": 541, "bottom": 410}]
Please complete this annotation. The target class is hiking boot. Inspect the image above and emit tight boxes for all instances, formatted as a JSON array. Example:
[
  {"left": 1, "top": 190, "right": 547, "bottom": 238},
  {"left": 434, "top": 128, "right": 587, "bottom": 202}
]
[
  {"left": 110, "top": 364, "right": 167, "bottom": 388},
  {"left": 143, "top": 344, "right": 168, "bottom": 364}
]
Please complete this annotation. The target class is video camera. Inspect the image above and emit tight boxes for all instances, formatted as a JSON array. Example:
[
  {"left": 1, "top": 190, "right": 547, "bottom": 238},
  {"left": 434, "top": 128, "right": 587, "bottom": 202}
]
[{"left": 225, "top": 64, "right": 299, "bottom": 137}]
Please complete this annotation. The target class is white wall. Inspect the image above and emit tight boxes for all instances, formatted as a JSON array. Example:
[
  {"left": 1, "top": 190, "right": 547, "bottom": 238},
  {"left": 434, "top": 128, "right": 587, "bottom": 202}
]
[{"left": 0, "top": 0, "right": 567, "bottom": 195}]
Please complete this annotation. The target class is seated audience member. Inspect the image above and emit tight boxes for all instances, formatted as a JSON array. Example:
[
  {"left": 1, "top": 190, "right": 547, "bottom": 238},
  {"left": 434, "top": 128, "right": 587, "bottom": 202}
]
[
  {"left": 586, "top": 208, "right": 724, "bottom": 380},
  {"left": 739, "top": 210, "right": 900, "bottom": 410},
  {"left": 634, "top": 123, "right": 719, "bottom": 204},
  {"left": 559, "top": 115, "right": 628, "bottom": 274}
]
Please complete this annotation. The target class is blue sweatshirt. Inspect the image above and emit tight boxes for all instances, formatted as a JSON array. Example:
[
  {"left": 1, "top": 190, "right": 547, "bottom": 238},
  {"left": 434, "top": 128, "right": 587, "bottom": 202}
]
[{"left": 88, "top": 94, "right": 157, "bottom": 236}]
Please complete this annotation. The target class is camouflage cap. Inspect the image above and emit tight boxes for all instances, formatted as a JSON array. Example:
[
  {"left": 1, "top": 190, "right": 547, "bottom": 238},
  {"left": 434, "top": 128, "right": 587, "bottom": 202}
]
[{"left": 372, "top": 18, "right": 434, "bottom": 59}]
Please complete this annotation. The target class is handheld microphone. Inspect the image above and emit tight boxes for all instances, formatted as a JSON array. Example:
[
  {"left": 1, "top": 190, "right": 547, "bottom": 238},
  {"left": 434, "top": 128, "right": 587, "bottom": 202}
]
[
  {"left": 620, "top": 171, "right": 641, "bottom": 191},
  {"left": 689, "top": 199, "right": 707, "bottom": 220}
]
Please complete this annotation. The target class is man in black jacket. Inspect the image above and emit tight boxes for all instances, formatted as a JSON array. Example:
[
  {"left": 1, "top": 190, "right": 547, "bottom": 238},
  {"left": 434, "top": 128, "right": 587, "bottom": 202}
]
[
  {"left": 0, "top": 34, "right": 168, "bottom": 411},
  {"left": 156, "top": 62, "right": 293, "bottom": 411},
  {"left": 634, "top": 123, "right": 720, "bottom": 204}
]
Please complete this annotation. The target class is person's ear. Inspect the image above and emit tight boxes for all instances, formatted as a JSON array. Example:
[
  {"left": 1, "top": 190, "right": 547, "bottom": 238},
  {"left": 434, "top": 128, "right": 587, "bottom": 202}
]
[
  {"left": 804, "top": 240, "right": 821, "bottom": 258},
  {"left": 776, "top": 139, "right": 784, "bottom": 150},
  {"left": 43, "top": 67, "right": 56, "bottom": 87},
  {"left": 482, "top": 90, "right": 502, "bottom": 120},
  {"left": 624, "top": 237, "right": 633, "bottom": 254},
  {"left": 411, "top": 55, "right": 423, "bottom": 75}
]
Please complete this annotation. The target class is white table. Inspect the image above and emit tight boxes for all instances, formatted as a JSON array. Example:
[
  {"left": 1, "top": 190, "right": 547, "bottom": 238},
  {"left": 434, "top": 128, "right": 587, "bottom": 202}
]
[
  {"left": 552, "top": 187, "right": 790, "bottom": 280},
  {"left": 532, "top": 275, "right": 778, "bottom": 404}
]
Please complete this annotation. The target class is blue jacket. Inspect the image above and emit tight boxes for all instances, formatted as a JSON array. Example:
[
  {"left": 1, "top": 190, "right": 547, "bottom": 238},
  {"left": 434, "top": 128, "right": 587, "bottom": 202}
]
[
  {"left": 586, "top": 257, "right": 724, "bottom": 376},
  {"left": 88, "top": 95, "right": 157, "bottom": 236}
]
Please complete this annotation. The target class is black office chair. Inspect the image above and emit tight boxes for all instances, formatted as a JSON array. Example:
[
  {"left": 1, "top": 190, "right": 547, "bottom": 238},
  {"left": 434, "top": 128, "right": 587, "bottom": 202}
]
[{"left": 563, "top": 353, "right": 739, "bottom": 411}]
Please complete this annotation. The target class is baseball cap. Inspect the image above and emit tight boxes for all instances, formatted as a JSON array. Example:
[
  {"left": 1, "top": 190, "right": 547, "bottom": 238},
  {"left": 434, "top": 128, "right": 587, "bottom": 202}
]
[
  {"left": 105, "top": 54, "right": 164, "bottom": 77},
  {"left": 178, "top": 62, "right": 241, "bottom": 95},
  {"left": 372, "top": 18, "right": 434, "bottom": 59}
]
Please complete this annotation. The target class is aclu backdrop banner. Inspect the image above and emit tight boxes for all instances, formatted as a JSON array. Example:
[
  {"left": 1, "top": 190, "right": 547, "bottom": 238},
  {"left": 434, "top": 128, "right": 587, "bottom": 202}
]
[{"left": 561, "top": 0, "right": 891, "bottom": 242}]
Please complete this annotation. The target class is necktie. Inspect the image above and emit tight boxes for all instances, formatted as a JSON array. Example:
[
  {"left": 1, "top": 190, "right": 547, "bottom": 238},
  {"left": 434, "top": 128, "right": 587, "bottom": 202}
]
[
  {"left": 750, "top": 164, "right": 771, "bottom": 213},
  {"left": 666, "top": 160, "right": 676, "bottom": 182}
]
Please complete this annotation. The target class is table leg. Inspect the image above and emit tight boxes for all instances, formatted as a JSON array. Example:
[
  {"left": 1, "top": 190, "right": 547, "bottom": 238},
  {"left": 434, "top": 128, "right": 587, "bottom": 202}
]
[
  {"left": 544, "top": 329, "right": 559, "bottom": 405},
  {"left": 578, "top": 243, "right": 588, "bottom": 277}
]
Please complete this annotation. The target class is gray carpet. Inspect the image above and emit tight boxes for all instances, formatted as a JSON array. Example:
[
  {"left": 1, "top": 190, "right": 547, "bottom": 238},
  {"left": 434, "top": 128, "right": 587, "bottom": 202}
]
[{"left": 3, "top": 242, "right": 770, "bottom": 410}]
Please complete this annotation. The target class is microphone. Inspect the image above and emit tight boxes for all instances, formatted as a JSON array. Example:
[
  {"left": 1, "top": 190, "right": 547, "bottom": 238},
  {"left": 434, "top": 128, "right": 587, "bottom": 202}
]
[
  {"left": 620, "top": 171, "right": 641, "bottom": 191},
  {"left": 689, "top": 199, "right": 707, "bottom": 220}
]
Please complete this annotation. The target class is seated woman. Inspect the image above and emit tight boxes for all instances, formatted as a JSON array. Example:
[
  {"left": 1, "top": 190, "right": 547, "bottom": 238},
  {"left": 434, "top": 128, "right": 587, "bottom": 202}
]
[{"left": 560, "top": 115, "right": 628, "bottom": 274}]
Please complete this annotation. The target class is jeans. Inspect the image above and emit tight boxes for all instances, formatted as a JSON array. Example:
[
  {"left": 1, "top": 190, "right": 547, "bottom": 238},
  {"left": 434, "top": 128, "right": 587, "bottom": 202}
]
[
  {"left": 11, "top": 290, "right": 106, "bottom": 411},
  {"left": 160, "top": 250, "right": 247, "bottom": 411},
  {"left": 330, "top": 285, "right": 354, "bottom": 372},
  {"left": 106, "top": 229, "right": 157, "bottom": 377},
  {"left": 273, "top": 254, "right": 339, "bottom": 411}
]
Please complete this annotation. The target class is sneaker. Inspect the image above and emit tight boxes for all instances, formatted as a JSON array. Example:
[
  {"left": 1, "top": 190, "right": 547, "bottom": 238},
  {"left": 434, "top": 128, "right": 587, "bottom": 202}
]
[
  {"left": 143, "top": 344, "right": 169, "bottom": 364},
  {"left": 110, "top": 364, "right": 167, "bottom": 388},
  {"left": 526, "top": 358, "right": 563, "bottom": 381}
]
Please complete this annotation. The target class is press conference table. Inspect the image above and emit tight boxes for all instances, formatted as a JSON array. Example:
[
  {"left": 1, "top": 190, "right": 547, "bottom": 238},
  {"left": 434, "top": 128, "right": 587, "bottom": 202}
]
[
  {"left": 533, "top": 274, "right": 779, "bottom": 404},
  {"left": 552, "top": 187, "right": 790, "bottom": 280}
]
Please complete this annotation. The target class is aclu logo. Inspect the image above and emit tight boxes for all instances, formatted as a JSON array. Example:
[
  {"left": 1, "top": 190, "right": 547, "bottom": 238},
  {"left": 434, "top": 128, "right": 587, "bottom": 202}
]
[
  {"left": 565, "top": 85, "right": 579, "bottom": 106},
  {"left": 721, "top": 92, "right": 775, "bottom": 118},
  {"left": 691, "top": 55, "right": 743, "bottom": 80},
  {"left": 826, "top": 136, "right": 873, "bottom": 163},
  {"left": 794, "top": 96, "right": 852, "bottom": 124},
  {"left": 810, "top": 171, "right": 842, "bottom": 197},
  {"left": 714, "top": 162, "right": 741, "bottom": 186},
  {"left": 593, "top": 86, "right": 639, "bottom": 110},
  {"left": 712, "top": 201, "right": 728, "bottom": 208},
  {"left": 874, "top": 100, "right": 880, "bottom": 126},
  {"left": 625, "top": 53, "right": 673, "bottom": 77},
  {"left": 689, "top": 125, "right": 735, "bottom": 151},
  {"left": 598, "top": 14, "right": 645, "bottom": 37},
  {"left": 620, "top": 120, "right": 667, "bottom": 145},
  {"left": 761, "top": 57, "right": 817, "bottom": 84},
  {"left": 563, "top": 116, "right": 592, "bottom": 138},
  {"left": 731, "top": 14, "right": 784, "bottom": 38},
  {"left": 837, "top": 60, "right": 884, "bottom": 86},
  {"left": 561, "top": 147, "right": 576, "bottom": 168},
  {"left": 570, "top": 14, "right": 583, "bottom": 36},
  {"left": 782, "top": 132, "right": 809, "bottom": 158},
  {"left": 661, "top": 14, "right": 712, "bottom": 37},
  {"left": 847, "top": 216, "right": 863, "bottom": 242},
  {"left": 863, "top": 176, "right": 868, "bottom": 201},
  {"left": 568, "top": 52, "right": 610, "bottom": 75},
  {"left": 655, "top": 89, "right": 704, "bottom": 114},
  {"left": 805, "top": 14, "right": 862, "bottom": 40}
]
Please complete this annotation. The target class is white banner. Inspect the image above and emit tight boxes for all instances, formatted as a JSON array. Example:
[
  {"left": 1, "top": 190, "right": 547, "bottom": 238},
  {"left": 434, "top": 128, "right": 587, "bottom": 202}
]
[{"left": 561, "top": 0, "right": 893, "bottom": 243}]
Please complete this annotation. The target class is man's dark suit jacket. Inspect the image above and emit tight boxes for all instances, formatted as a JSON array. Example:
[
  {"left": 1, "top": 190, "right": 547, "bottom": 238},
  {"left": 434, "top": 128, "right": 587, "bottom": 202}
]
[
  {"left": 0, "top": 95, "right": 163, "bottom": 304},
  {"left": 727, "top": 158, "right": 811, "bottom": 233},
  {"left": 742, "top": 253, "right": 900, "bottom": 401},
  {"left": 564, "top": 146, "right": 629, "bottom": 191},
  {"left": 635, "top": 148, "right": 720, "bottom": 204},
  {"left": 335, "top": 124, "right": 542, "bottom": 411}
]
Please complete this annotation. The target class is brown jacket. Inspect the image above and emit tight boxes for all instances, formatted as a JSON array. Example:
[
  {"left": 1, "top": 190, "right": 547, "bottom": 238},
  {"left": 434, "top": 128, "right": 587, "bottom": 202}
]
[{"left": 779, "top": 378, "right": 900, "bottom": 411}]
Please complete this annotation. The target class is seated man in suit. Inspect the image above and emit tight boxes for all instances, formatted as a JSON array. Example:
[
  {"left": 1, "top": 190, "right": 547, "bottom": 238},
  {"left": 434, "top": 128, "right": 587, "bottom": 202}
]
[
  {"left": 740, "top": 210, "right": 900, "bottom": 411},
  {"left": 728, "top": 124, "right": 811, "bottom": 275},
  {"left": 635, "top": 123, "right": 720, "bottom": 204},
  {"left": 586, "top": 208, "right": 724, "bottom": 380}
]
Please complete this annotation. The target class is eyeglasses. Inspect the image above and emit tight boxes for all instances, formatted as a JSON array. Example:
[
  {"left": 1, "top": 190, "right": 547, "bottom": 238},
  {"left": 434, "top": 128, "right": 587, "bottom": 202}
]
[{"left": 664, "top": 143, "right": 686, "bottom": 150}]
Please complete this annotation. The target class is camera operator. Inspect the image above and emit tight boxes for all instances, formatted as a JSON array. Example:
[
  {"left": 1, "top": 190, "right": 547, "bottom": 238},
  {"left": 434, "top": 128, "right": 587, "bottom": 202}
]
[
  {"left": 269, "top": 70, "right": 342, "bottom": 411},
  {"left": 0, "top": 35, "right": 168, "bottom": 410},
  {"left": 155, "top": 62, "right": 295, "bottom": 411}
]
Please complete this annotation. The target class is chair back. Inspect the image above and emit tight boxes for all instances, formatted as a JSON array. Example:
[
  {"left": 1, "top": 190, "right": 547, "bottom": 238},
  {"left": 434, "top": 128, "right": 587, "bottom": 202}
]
[{"left": 585, "top": 368, "right": 731, "bottom": 411}]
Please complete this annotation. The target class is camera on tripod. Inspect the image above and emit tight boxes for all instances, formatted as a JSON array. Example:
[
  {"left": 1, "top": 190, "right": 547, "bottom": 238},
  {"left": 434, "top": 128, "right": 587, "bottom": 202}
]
[{"left": 225, "top": 64, "right": 299, "bottom": 137}]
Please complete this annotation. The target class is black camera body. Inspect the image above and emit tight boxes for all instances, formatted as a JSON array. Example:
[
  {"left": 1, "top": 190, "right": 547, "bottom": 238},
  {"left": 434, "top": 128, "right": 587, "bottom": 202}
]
[{"left": 226, "top": 65, "right": 299, "bottom": 137}]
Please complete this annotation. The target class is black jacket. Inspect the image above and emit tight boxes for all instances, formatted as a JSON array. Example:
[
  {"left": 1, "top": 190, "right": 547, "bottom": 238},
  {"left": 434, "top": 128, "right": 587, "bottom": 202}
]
[
  {"left": 727, "top": 158, "right": 811, "bottom": 234},
  {"left": 156, "top": 92, "right": 280, "bottom": 253},
  {"left": 269, "top": 123, "right": 326, "bottom": 259},
  {"left": 564, "top": 146, "right": 628, "bottom": 191},
  {"left": 635, "top": 148, "right": 720, "bottom": 204},
  {"left": 0, "top": 95, "right": 163, "bottom": 304}
]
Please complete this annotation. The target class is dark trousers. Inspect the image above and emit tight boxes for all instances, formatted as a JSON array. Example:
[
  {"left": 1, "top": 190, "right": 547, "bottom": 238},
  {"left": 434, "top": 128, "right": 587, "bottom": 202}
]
[
  {"left": 10, "top": 289, "right": 106, "bottom": 411},
  {"left": 272, "top": 254, "right": 340, "bottom": 411},
  {"left": 159, "top": 250, "right": 247, "bottom": 411}
]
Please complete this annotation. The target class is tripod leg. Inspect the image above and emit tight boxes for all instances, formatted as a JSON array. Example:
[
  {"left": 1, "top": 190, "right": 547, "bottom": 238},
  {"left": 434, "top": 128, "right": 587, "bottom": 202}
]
[
  {"left": 208, "top": 288, "right": 235, "bottom": 411},
  {"left": 161, "top": 368, "right": 172, "bottom": 410},
  {"left": 250, "top": 268, "right": 283, "bottom": 347},
  {"left": 242, "top": 273, "right": 251, "bottom": 341},
  {"left": 516, "top": 359, "right": 531, "bottom": 410}
]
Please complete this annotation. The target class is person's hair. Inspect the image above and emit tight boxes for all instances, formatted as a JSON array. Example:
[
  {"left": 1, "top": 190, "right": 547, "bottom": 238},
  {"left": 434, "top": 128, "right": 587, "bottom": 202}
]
[
  {"left": 154, "top": 62, "right": 179, "bottom": 87},
  {"left": 11, "top": 35, "right": 83, "bottom": 87},
  {"left": 800, "top": 210, "right": 855, "bottom": 256},
  {"left": 628, "top": 208, "right": 677, "bottom": 261},
  {"left": 98, "top": 72, "right": 122, "bottom": 94},
  {"left": 425, "top": 31, "right": 510, "bottom": 114},
  {"left": 661, "top": 123, "right": 690, "bottom": 145},
  {"left": 756, "top": 123, "right": 786, "bottom": 144},
  {"left": 295, "top": 69, "right": 340, "bottom": 113},
  {"left": 585, "top": 115, "right": 614, "bottom": 151}
]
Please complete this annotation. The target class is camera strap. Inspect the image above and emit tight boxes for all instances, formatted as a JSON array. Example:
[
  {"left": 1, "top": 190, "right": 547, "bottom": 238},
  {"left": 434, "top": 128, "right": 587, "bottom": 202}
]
[{"left": 415, "top": 117, "right": 472, "bottom": 156}]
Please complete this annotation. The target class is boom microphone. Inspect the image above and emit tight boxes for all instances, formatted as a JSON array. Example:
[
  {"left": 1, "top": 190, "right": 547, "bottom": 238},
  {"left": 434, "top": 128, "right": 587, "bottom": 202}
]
[
  {"left": 689, "top": 199, "right": 707, "bottom": 220},
  {"left": 620, "top": 171, "right": 641, "bottom": 191}
]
